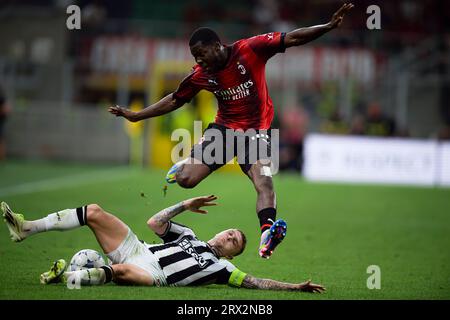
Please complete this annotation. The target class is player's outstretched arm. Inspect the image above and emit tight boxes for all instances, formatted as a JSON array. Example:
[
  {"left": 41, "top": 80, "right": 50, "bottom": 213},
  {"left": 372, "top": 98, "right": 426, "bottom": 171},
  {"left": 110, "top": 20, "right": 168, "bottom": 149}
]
[
  {"left": 241, "top": 274, "right": 325, "bottom": 293},
  {"left": 147, "top": 195, "right": 217, "bottom": 234},
  {"left": 284, "top": 3, "right": 354, "bottom": 48},
  {"left": 108, "top": 93, "right": 185, "bottom": 122}
]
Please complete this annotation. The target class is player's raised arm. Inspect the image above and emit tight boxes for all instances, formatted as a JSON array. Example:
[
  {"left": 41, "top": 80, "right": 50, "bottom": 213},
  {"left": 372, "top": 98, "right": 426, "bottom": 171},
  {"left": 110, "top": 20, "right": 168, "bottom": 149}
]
[
  {"left": 147, "top": 195, "right": 218, "bottom": 234},
  {"left": 284, "top": 3, "right": 354, "bottom": 48},
  {"left": 240, "top": 274, "right": 325, "bottom": 293},
  {"left": 108, "top": 92, "right": 185, "bottom": 122}
]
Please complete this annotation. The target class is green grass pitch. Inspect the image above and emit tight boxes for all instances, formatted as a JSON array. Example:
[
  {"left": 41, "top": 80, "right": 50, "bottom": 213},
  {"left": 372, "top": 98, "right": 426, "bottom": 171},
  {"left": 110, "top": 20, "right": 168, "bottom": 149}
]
[{"left": 0, "top": 160, "right": 449, "bottom": 299}]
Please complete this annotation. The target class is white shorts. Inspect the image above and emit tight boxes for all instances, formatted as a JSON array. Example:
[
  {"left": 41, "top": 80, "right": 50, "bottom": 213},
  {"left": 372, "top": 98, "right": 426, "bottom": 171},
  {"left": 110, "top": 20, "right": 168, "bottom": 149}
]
[{"left": 106, "top": 228, "right": 167, "bottom": 286}]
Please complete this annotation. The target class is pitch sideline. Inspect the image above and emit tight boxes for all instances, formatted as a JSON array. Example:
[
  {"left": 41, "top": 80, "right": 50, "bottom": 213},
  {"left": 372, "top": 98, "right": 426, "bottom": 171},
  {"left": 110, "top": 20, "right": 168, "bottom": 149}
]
[{"left": 0, "top": 167, "right": 136, "bottom": 197}]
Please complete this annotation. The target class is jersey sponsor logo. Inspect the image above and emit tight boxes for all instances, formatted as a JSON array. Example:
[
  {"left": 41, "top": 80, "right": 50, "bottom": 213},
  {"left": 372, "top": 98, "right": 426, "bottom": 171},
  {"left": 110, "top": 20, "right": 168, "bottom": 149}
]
[
  {"left": 178, "top": 237, "right": 208, "bottom": 268},
  {"left": 213, "top": 80, "right": 254, "bottom": 101}
]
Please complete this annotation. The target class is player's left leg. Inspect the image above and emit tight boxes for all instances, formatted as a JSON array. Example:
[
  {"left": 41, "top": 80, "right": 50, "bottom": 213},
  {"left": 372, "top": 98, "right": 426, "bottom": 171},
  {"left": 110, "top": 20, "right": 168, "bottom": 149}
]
[
  {"left": 41, "top": 261, "right": 154, "bottom": 286},
  {"left": 245, "top": 161, "right": 287, "bottom": 259},
  {"left": 238, "top": 129, "right": 287, "bottom": 258},
  {"left": 110, "top": 263, "right": 154, "bottom": 286},
  {"left": 40, "top": 258, "right": 117, "bottom": 286},
  {"left": 40, "top": 259, "right": 68, "bottom": 284},
  {"left": 246, "top": 160, "right": 276, "bottom": 213}
]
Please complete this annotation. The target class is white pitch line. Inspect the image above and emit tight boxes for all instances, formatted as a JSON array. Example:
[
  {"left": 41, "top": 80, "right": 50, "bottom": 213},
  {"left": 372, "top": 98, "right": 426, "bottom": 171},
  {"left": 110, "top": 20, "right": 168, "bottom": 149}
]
[{"left": 0, "top": 167, "right": 136, "bottom": 197}]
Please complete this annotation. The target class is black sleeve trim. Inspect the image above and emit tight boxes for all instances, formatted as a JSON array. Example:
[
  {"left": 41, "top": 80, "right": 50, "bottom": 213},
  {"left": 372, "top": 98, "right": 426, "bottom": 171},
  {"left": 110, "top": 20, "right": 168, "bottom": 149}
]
[
  {"left": 156, "top": 221, "right": 172, "bottom": 238},
  {"left": 280, "top": 32, "right": 287, "bottom": 53},
  {"left": 216, "top": 267, "right": 232, "bottom": 285},
  {"left": 162, "top": 231, "right": 182, "bottom": 243}
]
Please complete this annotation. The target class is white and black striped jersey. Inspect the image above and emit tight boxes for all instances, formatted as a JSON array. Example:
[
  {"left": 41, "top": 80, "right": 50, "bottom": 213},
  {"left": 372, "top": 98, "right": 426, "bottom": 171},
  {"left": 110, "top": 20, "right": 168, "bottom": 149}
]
[{"left": 145, "top": 221, "right": 246, "bottom": 287}]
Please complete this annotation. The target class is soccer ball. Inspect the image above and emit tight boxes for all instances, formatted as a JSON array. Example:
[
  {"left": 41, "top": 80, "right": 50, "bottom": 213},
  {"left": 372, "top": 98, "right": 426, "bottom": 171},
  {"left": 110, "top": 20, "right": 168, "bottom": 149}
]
[{"left": 69, "top": 249, "right": 106, "bottom": 271}]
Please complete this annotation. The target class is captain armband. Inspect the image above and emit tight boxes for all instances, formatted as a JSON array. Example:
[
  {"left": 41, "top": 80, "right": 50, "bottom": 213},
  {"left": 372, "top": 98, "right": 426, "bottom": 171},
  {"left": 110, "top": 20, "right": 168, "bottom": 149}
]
[{"left": 228, "top": 269, "right": 247, "bottom": 288}]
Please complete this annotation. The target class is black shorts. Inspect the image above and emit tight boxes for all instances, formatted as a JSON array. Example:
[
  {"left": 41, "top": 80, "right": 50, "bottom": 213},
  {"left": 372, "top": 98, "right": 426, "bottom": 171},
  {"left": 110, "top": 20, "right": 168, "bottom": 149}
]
[{"left": 190, "top": 123, "right": 272, "bottom": 174}]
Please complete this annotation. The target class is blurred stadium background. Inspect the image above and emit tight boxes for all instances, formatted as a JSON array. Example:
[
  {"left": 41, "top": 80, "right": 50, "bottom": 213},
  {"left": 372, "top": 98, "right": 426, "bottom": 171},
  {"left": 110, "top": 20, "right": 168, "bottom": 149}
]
[{"left": 0, "top": 0, "right": 449, "bottom": 299}]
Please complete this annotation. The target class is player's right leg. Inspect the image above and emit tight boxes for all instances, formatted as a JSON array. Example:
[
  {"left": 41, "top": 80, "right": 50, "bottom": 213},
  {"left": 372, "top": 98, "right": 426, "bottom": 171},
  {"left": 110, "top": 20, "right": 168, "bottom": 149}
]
[
  {"left": 166, "top": 123, "right": 231, "bottom": 188},
  {"left": 83, "top": 204, "right": 129, "bottom": 254},
  {"left": 1, "top": 202, "right": 128, "bottom": 254},
  {"left": 171, "top": 159, "right": 212, "bottom": 188},
  {"left": 1, "top": 202, "right": 27, "bottom": 241},
  {"left": 2, "top": 201, "right": 89, "bottom": 242}
]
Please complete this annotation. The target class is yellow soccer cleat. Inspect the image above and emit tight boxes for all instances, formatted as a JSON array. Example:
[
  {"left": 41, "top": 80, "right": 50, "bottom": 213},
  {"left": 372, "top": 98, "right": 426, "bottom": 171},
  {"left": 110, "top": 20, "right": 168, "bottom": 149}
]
[
  {"left": 1, "top": 202, "right": 26, "bottom": 242},
  {"left": 40, "top": 259, "right": 67, "bottom": 284},
  {"left": 165, "top": 158, "right": 189, "bottom": 184}
]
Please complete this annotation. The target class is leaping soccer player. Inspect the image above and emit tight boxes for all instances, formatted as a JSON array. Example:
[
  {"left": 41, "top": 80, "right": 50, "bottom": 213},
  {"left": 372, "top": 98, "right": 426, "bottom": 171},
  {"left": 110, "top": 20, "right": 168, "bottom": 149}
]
[{"left": 109, "top": 3, "right": 354, "bottom": 259}]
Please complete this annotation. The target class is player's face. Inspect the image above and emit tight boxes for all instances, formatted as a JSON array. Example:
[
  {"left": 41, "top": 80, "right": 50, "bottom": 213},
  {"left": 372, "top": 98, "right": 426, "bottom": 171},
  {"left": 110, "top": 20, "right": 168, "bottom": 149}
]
[
  {"left": 190, "top": 42, "right": 223, "bottom": 73},
  {"left": 214, "top": 229, "right": 244, "bottom": 257}
]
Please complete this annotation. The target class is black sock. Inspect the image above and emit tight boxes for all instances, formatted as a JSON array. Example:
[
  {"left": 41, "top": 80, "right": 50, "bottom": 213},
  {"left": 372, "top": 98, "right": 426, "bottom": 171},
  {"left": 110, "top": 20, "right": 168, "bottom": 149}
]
[
  {"left": 100, "top": 265, "right": 113, "bottom": 283},
  {"left": 258, "top": 207, "right": 276, "bottom": 233},
  {"left": 76, "top": 206, "right": 87, "bottom": 226}
]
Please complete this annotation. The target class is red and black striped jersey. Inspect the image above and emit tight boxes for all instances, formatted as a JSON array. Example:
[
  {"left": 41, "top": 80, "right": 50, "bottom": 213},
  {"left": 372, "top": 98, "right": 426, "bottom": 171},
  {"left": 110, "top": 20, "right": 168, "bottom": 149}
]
[{"left": 174, "top": 32, "right": 286, "bottom": 130}]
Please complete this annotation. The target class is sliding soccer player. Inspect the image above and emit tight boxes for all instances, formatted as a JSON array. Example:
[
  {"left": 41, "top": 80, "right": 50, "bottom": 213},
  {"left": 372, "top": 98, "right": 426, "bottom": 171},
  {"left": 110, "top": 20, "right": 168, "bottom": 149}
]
[{"left": 2, "top": 198, "right": 324, "bottom": 292}]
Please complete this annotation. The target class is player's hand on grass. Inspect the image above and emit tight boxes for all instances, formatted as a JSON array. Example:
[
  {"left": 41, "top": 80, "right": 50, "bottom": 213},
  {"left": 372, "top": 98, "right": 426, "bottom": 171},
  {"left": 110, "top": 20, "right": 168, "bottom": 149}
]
[
  {"left": 183, "top": 195, "right": 218, "bottom": 214},
  {"left": 108, "top": 105, "right": 138, "bottom": 122},
  {"left": 298, "top": 280, "right": 326, "bottom": 293},
  {"left": 329, "top": 3, "right": 354, "bottom": 29}
]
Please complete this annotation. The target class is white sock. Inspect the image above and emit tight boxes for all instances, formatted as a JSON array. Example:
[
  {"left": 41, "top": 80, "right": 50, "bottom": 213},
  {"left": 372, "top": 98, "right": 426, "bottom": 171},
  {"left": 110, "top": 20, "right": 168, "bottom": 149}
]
[
  {"left": 23, "top": 207, "right": 87, "bottom": 236},
  {"left": 65, "top": 268, "right": 106, "bottom": 286}
]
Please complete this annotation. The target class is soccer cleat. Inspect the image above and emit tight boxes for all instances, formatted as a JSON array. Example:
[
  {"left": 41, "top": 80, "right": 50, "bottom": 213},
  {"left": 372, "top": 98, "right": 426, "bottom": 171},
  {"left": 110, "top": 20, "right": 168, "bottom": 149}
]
[
  {"left": 40, "top": 259, "right": 67, "bottom": 284},
  {"left": 258, "top": 219, "right": 287, "bottom": 259},
  {"left": 165, "top": 158, "right": 188, "bottom": 184},
  {"left": 1, "top": 202, "right": 26, "bottom": 242}
]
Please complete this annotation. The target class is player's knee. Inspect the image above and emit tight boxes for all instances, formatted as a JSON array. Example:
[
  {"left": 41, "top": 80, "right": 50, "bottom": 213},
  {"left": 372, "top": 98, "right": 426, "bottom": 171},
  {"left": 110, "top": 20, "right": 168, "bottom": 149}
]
[
  {"left": 112, "top": 264, "right": 128, "bottom": 276},
  {"left": 176, "top": 171, "right": 198, "bottom": 189},
  {"left": 86, "top": 204, "right": 104, "bottom": 222},
  {"left": 260, "top": 188, "right": 275, "bottom": 200}
]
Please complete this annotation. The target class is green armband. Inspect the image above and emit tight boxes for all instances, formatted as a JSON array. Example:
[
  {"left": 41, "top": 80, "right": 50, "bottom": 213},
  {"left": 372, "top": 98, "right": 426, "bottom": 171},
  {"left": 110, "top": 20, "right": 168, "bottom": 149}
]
[{"left": 228, "top": 269, "right": 247, "bottom": 287}]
